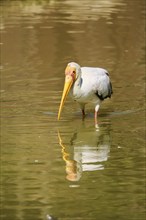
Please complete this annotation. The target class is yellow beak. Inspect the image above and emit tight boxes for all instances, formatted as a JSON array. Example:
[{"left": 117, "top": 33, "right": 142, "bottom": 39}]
[{"left": 58, "top": 75, "right": 74, "bottom": 120}]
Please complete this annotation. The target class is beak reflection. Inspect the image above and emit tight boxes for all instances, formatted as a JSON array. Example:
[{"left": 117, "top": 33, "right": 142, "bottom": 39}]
[{"left": 58, "top": 131, "right": 81, "bottom": 182}]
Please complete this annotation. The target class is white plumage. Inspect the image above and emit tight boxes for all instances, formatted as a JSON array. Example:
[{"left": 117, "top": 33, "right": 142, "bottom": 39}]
[{"left": 58, "top": 62, "right": 113, "bottom": 126}]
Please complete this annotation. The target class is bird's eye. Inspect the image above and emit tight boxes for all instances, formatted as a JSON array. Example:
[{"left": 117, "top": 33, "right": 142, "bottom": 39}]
[{"left": 73, "top": 71, "right": 75, "bottom": 74}]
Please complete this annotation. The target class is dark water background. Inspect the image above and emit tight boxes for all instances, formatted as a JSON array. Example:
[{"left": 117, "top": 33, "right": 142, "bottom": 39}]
[{"left": 0, "top": 0, "right": 145, "bottom": 219}]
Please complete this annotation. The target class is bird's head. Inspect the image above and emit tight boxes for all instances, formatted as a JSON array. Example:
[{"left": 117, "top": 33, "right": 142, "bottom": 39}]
[
  {"left": 65, "top": 62, "right": 81, "bottom": 80},
  {"left": 58, "top": 62, "right": 81, "bottom": 120}
]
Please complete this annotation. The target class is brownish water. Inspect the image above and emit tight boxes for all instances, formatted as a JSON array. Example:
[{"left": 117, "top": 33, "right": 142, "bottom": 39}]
[{"left": 1, "top": 0, "right": 145, "bottom": 220}]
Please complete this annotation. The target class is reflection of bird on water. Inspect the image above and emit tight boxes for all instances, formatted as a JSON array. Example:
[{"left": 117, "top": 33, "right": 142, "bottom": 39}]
[
  {"left": 58, "top": 62, "right": 113, "bottom": 126},
  {"left": 58, "top": 126, "right": 110, "bottom": 182}
]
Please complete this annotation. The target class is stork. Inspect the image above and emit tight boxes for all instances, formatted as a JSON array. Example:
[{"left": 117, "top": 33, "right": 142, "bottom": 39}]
[{"left": 58, "top": 62, "right": 113, "bottom": 126}]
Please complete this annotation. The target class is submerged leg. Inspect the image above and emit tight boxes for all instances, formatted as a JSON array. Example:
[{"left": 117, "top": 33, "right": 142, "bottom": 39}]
[
  {"left": 82, "top": 109, "right": 86, "bottom": 120},
  {"left": 79, "top": 103, "right": 86, "bottom": 120}
]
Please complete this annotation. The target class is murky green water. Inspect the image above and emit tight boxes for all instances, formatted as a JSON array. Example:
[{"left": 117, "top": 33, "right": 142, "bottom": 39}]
[{"left": 1, "top": 0, "right": 145, "bottom": 220}]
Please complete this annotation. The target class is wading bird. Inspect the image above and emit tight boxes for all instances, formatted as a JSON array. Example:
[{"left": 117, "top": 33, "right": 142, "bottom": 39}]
[{"left": 58, "top": 62, "right": 113, "bottom": 126}]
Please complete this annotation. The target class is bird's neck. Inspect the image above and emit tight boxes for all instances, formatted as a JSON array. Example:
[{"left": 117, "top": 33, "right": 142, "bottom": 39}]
[
  {"left": 71, "top": 72, "right": 82, "bottom": 98},
  {"left": 74, "top": 72, "right": 82, "bottom": 88}
]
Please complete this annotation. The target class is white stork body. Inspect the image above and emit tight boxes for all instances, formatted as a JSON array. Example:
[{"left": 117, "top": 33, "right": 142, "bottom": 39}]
[{"left": 58, "top": 62, "right": 113, "bottom": 126}]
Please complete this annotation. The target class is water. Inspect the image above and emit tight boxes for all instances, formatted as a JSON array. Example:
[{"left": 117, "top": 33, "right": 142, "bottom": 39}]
[{"left": 1, "top": 0, "right": 145, "bottom": 219}]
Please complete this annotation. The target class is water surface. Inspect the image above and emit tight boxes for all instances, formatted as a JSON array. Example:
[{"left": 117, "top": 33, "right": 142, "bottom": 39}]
[{"left": 1, "top": 0, "right": 145, "bottom": 220}]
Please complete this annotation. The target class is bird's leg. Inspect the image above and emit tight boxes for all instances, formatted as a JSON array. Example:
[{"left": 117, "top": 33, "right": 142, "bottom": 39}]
[
  {"left": 94, "top": 110, "right": 98, "bottom": 125},
  {"left": 95, "top": 104, "right": 100, "bottom": 127}
]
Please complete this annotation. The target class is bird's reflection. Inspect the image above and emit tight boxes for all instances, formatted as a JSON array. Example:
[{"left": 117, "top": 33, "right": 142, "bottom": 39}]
[{"left": 58, "top": 125, "right": 111, "bottom": 182}]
